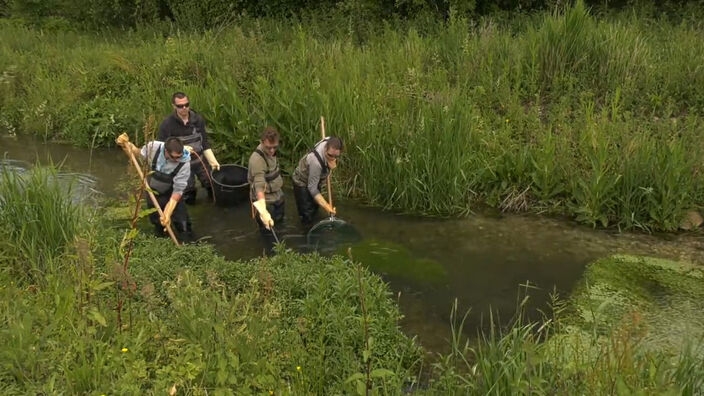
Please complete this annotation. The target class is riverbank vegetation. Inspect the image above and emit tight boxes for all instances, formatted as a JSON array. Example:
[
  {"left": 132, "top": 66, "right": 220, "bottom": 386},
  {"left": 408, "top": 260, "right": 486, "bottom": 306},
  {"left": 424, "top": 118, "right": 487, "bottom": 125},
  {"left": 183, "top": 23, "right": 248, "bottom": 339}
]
[
  {"left": 2, "top": 2, "right": 704, "bottom": 230},
  {"left": 2, "top": 165, "right": 703, "bottom": 393},
  {"left": 0, "top": 166, "right": 423, "bottom": 393}
]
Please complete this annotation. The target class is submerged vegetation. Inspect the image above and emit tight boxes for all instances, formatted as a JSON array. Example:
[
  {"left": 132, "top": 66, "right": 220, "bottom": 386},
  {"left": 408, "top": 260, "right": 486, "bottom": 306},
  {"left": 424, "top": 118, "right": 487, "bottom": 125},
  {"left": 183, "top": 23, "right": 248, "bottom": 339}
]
[
  {"left": 2, "top": 2, "right": 704, "bottom": 229},
  {"left": 429, "top": 255, "right": 704, "bottom": 395},
  {"left": 343, "top": 239, "right": 448, "bottom": 286}
]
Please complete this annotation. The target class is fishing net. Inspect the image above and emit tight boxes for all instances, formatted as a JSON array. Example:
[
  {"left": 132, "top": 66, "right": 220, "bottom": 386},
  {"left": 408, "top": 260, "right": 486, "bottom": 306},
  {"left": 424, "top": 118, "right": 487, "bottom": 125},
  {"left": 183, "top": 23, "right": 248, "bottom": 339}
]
[{"left": 305, "top": 216, "right": 362, "bottom": 253}]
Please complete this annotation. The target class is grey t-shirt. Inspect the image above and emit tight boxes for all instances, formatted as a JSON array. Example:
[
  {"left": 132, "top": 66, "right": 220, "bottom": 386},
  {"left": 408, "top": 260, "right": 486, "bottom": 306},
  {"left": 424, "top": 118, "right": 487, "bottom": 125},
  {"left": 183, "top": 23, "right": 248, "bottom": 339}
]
[
  {"left": 292, "top": 140, "right": 331, "bottom": 197},
  {"left": 140, "top": 141, "right": 191, "bottom": 195}
]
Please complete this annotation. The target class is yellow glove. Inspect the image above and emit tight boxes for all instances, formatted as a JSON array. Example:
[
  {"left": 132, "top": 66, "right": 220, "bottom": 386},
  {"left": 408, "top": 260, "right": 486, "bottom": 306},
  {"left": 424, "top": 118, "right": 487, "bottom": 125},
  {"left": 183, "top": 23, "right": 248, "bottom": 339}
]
[
  {"left": 184, "top": 145, "right": 194, "bottom": 153},
  {"left": 314, "top": 194, "right": 336, "bottom": 216},
  {"left": 252, "top": 198, "right": 274, "bottom": 229},
  {"left": 203, "top": 149, "right": 220, "bottom": 171},
  {"left": 115, "top": 133, "right": 139, "bottom": 156},
  {"left": 160, "top": 198, "right": 178, "bottom": 228},
  {"left": 327, "top": 158, "right": 337, "bottom": 170},
  {"left": 115, "top": 133, "right": 130, "bottom": 146}
]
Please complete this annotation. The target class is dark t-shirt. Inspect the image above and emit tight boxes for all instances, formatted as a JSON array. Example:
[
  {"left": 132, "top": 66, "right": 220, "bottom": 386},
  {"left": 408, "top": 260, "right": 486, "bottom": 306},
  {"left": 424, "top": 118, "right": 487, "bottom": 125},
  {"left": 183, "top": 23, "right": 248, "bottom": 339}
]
[{"left": 157, "top": 110, "right": 210, "bottom": 150}]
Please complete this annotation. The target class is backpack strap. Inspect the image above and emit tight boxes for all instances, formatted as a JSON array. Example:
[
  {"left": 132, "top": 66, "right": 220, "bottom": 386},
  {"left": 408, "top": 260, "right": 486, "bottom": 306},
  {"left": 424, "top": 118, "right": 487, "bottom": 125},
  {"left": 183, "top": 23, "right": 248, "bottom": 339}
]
[
  {"left": 310, "top": 138, "right": 330, "bottom": 172},
  {"left": 254, "top": 149, "right": 281, "bottom": 185},
  {"left": 151, "top": 146, "right": 161, "bottom": 171}
]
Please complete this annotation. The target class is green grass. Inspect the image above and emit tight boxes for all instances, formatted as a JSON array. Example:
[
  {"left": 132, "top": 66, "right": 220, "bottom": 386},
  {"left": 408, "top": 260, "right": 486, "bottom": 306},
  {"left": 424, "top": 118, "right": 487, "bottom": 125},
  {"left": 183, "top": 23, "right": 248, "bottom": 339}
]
[
  {"left": 0, "top": 165, "right": 89, "bottom": 282},
  {"left": 2, "top": 2, "right": 704, "bottom": 230},
  {"left": 425, "top": 284, "right": 704, "bottom": 395}
]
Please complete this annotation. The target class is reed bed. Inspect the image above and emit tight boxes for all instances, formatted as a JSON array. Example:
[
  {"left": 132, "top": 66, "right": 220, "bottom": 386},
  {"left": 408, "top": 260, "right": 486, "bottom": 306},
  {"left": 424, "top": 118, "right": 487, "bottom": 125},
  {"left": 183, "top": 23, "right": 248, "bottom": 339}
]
[{"left": 1, "top": 1, "right": 703, "bottom": 230}]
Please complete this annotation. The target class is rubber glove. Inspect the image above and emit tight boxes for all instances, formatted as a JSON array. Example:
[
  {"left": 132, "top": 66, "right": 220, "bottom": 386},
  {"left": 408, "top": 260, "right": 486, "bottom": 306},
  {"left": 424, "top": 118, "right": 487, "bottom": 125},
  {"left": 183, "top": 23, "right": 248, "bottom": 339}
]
[
  {"left": 160, "top": 198, "right": 178, "bottom": 228},
  {"left": 327, "top": 158, "right": 337, "bottom": 170},
  {"left": 203, "top": 149, "right": 220, "bottom": 171},
  {"left": 115, "top": 133, "right": 139, "bottom": 157},
  {"left": 116, "top": 133, "right": 130, "bottom": 146},
  {"left": 184, "top": 145, "right": 194, "bottom": 153},
  {"left": 314, "top": 194, "right": 336, "bottom": 216},
  {"left": 252, "top": 198, "right": 274, "bottom": 229}
]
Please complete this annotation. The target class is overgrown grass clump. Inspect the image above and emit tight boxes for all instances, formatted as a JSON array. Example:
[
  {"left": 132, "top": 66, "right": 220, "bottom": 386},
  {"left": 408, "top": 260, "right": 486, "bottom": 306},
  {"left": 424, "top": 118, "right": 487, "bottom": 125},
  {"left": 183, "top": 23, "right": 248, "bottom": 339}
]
[
  {"left": 0, "top": 166, "right": 88, "bottom": 282},
  {"left": 2, "top": 2, "right": 704, "bottom": 230}
]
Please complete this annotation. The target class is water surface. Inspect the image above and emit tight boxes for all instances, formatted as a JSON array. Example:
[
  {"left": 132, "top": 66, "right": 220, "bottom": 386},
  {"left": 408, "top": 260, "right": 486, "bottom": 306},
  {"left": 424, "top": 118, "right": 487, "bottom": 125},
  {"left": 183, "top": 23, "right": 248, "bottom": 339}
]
[{"left": 3, "top": 135, "right": 702, "bottom": 352}]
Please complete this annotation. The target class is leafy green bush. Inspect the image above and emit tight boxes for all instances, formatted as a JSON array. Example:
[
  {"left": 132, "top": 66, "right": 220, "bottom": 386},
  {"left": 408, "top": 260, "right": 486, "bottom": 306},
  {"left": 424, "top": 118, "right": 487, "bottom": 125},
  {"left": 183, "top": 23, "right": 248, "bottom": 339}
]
[{"left": 1, "top": 211, "right": 421, "bottom": 393}]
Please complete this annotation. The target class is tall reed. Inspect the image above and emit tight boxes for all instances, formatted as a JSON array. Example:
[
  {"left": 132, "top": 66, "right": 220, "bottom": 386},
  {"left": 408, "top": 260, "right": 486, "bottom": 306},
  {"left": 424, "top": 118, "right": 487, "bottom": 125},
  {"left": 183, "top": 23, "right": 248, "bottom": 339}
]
[
  {"left": 2, "top": 1, "right": 703, "bottom": 230},
  {"left": 0, "top": 165, "right": 86, "bottom": 282}
]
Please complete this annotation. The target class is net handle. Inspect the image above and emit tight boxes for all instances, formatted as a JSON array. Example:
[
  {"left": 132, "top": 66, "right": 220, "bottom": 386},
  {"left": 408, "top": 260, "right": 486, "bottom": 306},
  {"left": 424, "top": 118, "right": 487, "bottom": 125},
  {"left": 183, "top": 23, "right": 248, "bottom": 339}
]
[{"left": 320, "top": 116, "right": 333, "bottom": 209}]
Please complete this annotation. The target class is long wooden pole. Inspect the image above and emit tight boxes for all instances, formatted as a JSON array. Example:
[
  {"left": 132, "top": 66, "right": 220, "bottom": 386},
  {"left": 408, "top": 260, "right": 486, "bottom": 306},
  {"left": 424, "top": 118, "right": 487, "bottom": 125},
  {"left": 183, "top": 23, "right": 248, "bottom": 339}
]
[
  {"left": 124, "top": 147, "right": 180, "bottom": 245},
  {"left": 320, "top": 116, "right": 333, "bottom": 209}
]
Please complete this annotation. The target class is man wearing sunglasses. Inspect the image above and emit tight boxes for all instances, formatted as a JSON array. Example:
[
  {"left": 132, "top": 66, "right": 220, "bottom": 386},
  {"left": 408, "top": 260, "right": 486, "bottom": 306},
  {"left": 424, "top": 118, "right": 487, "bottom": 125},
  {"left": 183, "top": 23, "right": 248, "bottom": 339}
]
[
  {"left": 116, "top": 134, "right": 193, "bottom": 241},
  {"left": 158, "top": 91, "right": 221, "bottom": 205},
  {"left": 248, "top": 127, "right": 285, "bottom": 247},
  {"left": 292, "top": 136, "right": 343, "bottom": 225}
]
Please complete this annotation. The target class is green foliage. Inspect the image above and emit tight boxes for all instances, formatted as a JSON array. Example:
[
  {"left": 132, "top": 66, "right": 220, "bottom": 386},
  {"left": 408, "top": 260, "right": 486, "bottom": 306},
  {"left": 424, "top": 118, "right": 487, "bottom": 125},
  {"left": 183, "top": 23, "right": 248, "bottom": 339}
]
[
  {"left": 2, "top": 3, "right": 704, "bottom": 230},
  {"left": 165, "top": 0, "right": 237, "bottom": 31},
  {"left": 1, "top": 235, "right": 423, "bottom": 393},
  {"left": 0, "top": 166, "right": 87, "bottom": 282},
  {"left": 2, "top": 164, "right": 704, "bottom": 394},
  {"left": 0, "top": 168, "right": 421, "bottom": 393},
  {"left": 4, "top": 0, "right": 703, "bottom": 31}
]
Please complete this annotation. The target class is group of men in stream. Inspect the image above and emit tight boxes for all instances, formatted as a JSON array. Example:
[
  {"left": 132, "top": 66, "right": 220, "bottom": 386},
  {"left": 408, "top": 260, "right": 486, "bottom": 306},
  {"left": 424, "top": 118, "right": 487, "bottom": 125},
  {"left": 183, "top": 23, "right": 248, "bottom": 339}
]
[{"left": 116, "top": 92, "right": 343, "bottom": 247}]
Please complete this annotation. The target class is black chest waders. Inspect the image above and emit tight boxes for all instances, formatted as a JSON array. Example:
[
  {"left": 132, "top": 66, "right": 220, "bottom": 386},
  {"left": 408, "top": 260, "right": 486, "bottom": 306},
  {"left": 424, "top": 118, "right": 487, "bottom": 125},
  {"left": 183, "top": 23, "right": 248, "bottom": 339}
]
[
  {"left": 174, "top": 125, "right": 214, "bottom": 204},
  {"left": 175, "top": 127, "right": 204, "bottom": 161},
  {"left": 148, "top": 149, "right": 185, "bottom": 196}
]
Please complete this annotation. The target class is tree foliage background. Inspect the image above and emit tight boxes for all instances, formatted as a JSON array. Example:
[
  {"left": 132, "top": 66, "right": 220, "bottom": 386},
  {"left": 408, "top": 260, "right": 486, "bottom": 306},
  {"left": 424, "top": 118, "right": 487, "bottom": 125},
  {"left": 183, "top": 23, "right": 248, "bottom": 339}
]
[{"left": 0, "top": 0, "right": 697, "bottom": 30}]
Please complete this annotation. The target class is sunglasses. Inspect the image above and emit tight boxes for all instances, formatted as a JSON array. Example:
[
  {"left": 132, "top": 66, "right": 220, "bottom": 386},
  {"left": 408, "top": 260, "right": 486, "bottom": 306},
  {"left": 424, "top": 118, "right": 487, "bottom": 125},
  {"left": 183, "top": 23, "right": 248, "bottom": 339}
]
[
  {"left": 167, "top": 151, "right": 183, "bottom": 159},
  {"left": 264, "top": 144, "right": 279, "bottom": 150},
  {"left": 325, "top": 152, "right": 340, "bottom": 159},
  {"left": 174, "top": 102, "right": 190, "bottom": 109}
]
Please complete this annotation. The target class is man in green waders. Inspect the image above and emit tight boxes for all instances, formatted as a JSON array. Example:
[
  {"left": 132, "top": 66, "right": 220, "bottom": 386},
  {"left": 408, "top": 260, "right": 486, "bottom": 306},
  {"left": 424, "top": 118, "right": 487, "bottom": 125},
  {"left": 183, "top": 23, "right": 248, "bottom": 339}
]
[
  {"left": 116, "top": 134, "right": 193, "bottom": 241},
  {"left": 248, "top": 127, "right": 285, "bottom": 251},
  {"left": 292, "top": 136, "right": 343, "bottom": 225}
]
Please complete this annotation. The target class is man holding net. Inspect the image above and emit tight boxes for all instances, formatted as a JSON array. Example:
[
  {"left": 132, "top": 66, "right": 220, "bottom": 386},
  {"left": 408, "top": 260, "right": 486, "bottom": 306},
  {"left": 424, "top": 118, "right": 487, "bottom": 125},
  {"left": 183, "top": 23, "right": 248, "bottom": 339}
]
[
  {"left": 248, "top": 127, "right": 285, "bottom": 249},
  {"left": 292, "top": 136, "right": 343, "bottom": 226}
]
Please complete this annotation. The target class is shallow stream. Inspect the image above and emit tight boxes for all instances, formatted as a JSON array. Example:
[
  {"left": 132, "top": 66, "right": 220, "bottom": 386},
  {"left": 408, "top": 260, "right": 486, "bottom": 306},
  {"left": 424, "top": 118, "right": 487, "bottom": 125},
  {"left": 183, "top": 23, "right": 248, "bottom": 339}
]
[{"left": 3, "top": 135, "right": 703, "bottom": 352}]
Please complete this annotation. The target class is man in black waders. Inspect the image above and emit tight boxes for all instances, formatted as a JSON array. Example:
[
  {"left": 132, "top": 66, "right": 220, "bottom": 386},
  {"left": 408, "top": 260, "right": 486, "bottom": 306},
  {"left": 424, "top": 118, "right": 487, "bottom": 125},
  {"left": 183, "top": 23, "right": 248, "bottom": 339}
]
[
  {"left": 247, "top": 127, "right": 285, "bottom": 251},
  {"left": 158, "top": 92, "right": 221, "bottom": 205},
  {"left": 292, "top": 136, "right": 343, "bottom": 225},
  {"left": 116, "top": 134, "right": 194, "bottom": 241}
]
